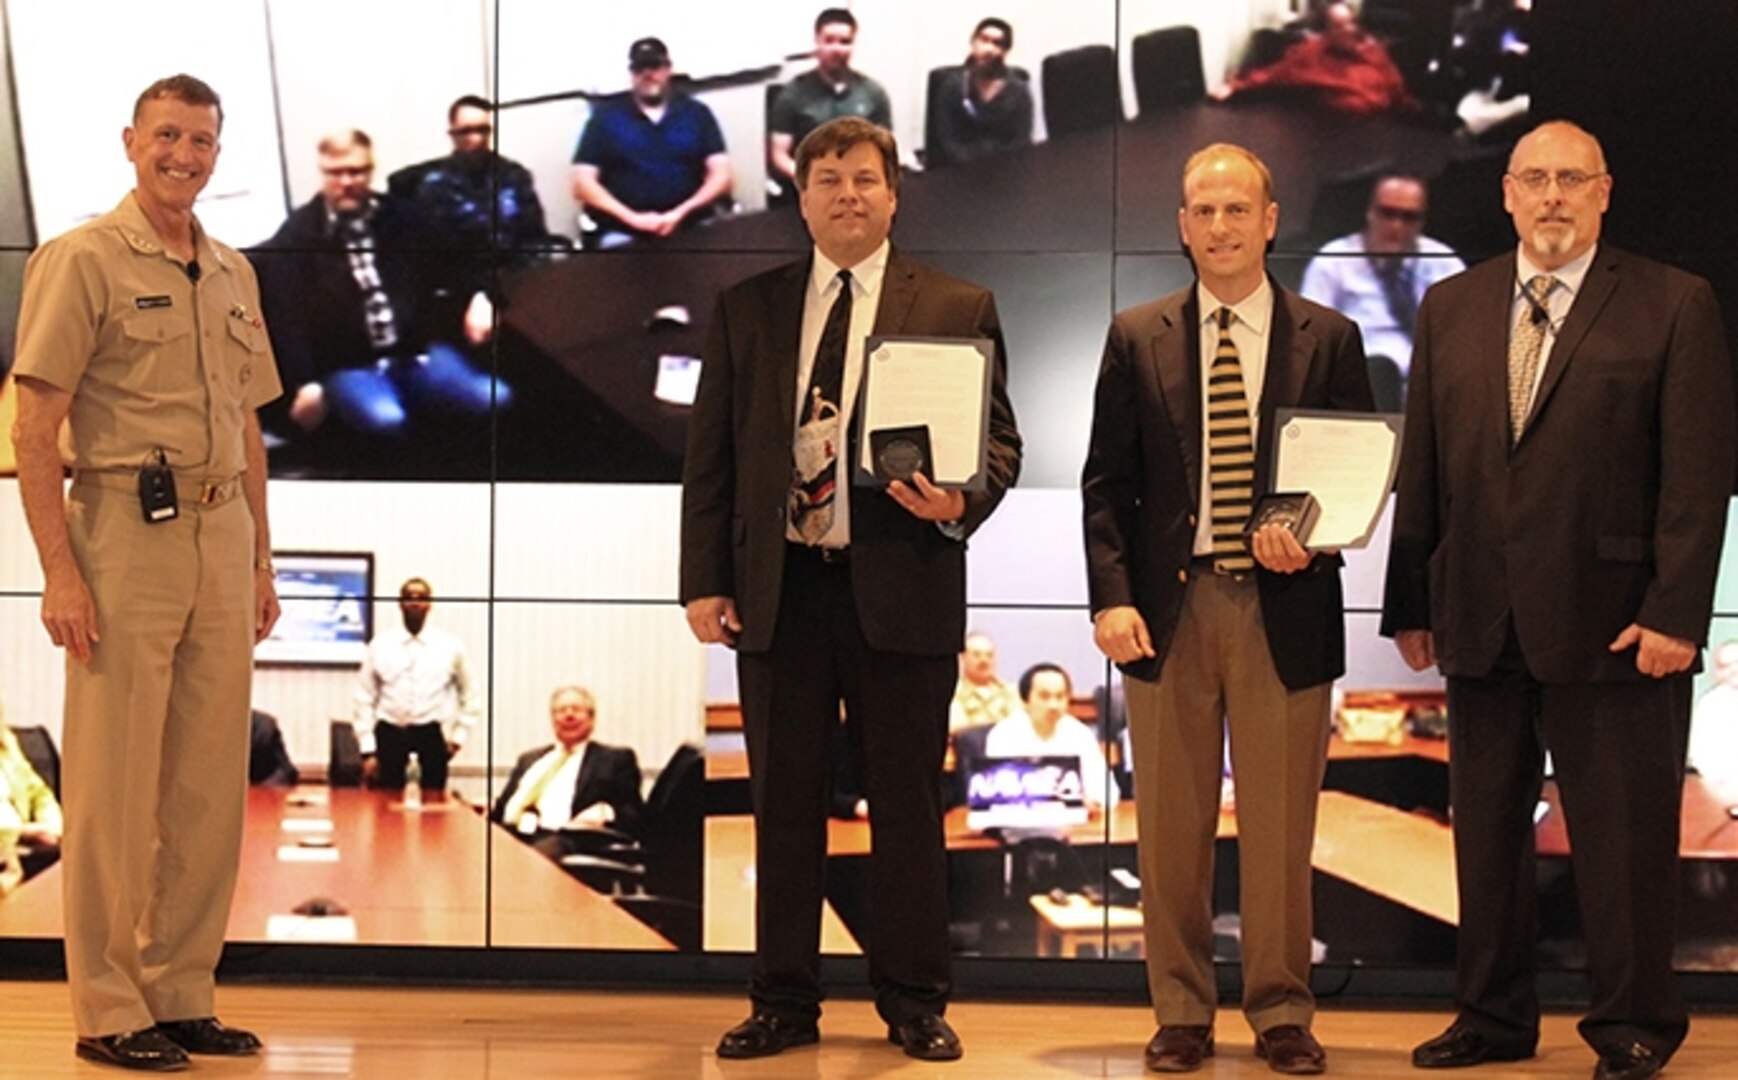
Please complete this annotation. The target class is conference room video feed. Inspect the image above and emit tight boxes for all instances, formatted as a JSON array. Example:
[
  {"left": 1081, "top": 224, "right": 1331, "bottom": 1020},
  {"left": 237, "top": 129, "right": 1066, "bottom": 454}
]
[{"left": 0, "top": 0, "right": 1532, "bottom": 483}]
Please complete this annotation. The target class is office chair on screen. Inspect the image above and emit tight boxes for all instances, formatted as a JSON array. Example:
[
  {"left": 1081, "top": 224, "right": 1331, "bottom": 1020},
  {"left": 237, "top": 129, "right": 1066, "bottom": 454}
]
[
  {"left": 1040, "top": 44, "right": 1122, "bottom": 139},
  {"left": 1130, "top": 26, "right": 1207, "bottom": 117}
]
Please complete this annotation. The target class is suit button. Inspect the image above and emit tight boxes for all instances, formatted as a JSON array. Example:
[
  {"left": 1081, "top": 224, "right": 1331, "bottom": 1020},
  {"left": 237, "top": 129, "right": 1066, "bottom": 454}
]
[
  {"left": 1177, "top": 569, "right": 1188, "bottom": 583},
  {"left": 1188, "top": 514, "right": 1198, "bottom": 527}
]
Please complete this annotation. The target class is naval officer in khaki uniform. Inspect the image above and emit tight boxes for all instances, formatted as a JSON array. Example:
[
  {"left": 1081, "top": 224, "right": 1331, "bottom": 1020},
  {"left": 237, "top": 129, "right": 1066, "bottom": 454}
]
[{"left": 10, "top": 75, "right": 281, "bottom": 1072}]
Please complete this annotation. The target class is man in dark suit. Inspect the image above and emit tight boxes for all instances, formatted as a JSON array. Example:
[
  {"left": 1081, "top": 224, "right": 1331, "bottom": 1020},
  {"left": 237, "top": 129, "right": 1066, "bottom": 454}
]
[
  {"left": 491, "top": 686, "right": 644, "bottom": 859},
  {"left": 681, "top": 116, "right": 1021, "bottom": 1062},
  {"left": 1082, "top": 143, "right": 1374, "bottom": 1075},
  {"left": 1382, "top": 121, "right": 1734, "bottom": 1080}
]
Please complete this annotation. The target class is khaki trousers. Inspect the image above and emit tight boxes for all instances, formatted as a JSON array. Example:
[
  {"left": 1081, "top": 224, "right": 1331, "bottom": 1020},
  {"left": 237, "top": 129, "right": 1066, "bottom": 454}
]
[
  {"left": 61, "top": 480, "right": 254, "bottom": 1037},
  {"left": 1124, "top": 570, "right": 1332, "bottom": 1034}
]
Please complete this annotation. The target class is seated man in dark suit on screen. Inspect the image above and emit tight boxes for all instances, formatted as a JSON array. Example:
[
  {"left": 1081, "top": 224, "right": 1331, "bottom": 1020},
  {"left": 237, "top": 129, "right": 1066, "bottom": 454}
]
[
  {"left": 492, "top": 686, "right": 645, "bottom": 862},
  {"left": 925, "top": 17, "right": 1033, "bottom": 169},
  {"left": 248, "top": 710, "right": 300, "bottom": 788}
]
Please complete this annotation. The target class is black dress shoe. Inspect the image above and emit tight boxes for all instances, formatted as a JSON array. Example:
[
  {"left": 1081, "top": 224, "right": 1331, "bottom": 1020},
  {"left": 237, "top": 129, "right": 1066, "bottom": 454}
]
[
  {"left": 1594, "top": 1041, "right": 1663, "bottom": 1080},
  {"left": 1145, "top": 1025, "right": 1214, "bottom": 1072},
  {"left": 716, "top": 1012, "right": 819, "bottom": 1059},
  {"left": 1412, "top": 1025, "right": 1534, "bottom": 1068},
  {"left": 74, "top": 1030, "right": 190, "bottom": 1072},
  {"left": 886, "top": 1013, "right": 963, "bottom": 1061},
  {"left": 1256, "top": 1025, "right": 1327, "bottom": 1075},
  {"left": 156, "top": 1016, "right": 263, "bottom": 1055}
]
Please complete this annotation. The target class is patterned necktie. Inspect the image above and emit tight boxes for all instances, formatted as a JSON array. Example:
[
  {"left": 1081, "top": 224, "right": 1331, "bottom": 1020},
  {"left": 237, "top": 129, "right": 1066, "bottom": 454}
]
[
  {"left": 1207, "top": 307, "right": 1256, "bottom": 574},
  {"left": 789, "top": 270, "right": 854, "bottom": 543},
  {"left": 1507, "top": 274, "right": 1556, "bottom": 444}
]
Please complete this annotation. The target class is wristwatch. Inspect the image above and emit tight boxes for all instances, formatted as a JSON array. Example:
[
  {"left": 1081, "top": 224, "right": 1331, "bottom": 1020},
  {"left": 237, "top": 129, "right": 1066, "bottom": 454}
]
[{"left": 254, "top": 555, "right": 276, "bottom": 573}]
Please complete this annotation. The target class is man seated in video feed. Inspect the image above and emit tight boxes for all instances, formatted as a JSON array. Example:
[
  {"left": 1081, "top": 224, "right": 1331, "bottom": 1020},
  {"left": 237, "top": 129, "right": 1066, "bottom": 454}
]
[
  {"left": 767, "top": 8, "right": 892, "bottom": 195},
  {"left": 491, "top": 686, "right": 645, "bottom": 861},
  {"left": 258, "top": 130, "right": 508, "bottom": 450},
  {"left": 1300, "top": 174, "right": 1464, "bottom": 408},
  {"left": 389, "top": 95, "right": 568, "bottom": 335},
  {"left": 949, "top": 629, "right": 1022, "bottom": 733},
  {"left": 986, "top": 663, "right": 1115, "bottom": 812},
  {"left": 924, "top": 17, "right": 1033, "bottom": 169},
  {"left": 571, "top": 37, "right": 733, "bottom": 249},
  {"left": 0, "top": 712, "right": 62, "bottom": 888},
  {"left": 1691, "top": 640, "right": 1738, "bottom": 800},
  {"left": 1215, "top": 2, "right": 1417, "bottom": 116}
]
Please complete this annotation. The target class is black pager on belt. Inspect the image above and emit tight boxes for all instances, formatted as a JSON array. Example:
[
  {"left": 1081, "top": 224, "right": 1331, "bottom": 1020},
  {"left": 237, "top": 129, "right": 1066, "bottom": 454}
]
[{"left": 139, "top": 449, "right": 178, "bottom": 524}]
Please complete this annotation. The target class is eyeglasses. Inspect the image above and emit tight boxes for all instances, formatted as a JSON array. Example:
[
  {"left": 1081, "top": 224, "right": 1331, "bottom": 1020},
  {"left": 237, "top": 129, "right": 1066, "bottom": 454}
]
[
  {"left": 1508, "top": 169, "right": 1607, "bottom": 193},
  {"left": 1372, "top": 205, "right": 1424, "bottom": 224},
  {"left": 448, "top": 124, "right": 493, "bottom": 138}
]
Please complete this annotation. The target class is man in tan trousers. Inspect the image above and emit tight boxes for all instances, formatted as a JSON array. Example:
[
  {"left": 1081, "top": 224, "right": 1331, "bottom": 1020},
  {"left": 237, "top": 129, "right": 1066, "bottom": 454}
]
[
  {"left": 10, "top": 74, "right": 282, "bottom": 1072},
  {"left": 1082, "top": 143, "right": 1373, "bottom": 1075}
]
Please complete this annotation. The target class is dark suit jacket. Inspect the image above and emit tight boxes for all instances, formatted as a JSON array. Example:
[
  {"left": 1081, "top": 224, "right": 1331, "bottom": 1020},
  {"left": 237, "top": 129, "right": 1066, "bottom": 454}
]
[
  {"left": 490, "top": 741, "right": 645, "bottom": 835},
  {"left": 1381, "top": 245, "right": 1734, "bottom": 682},
  {"left": 255, "top": 194, "right": 438, "bottom": 393},
  {"left": 1082, "top": 281, "right": 1375, "bottom": 688},
  {"left": 679, "top": 249, "right": 1023, "bottom": 656}
]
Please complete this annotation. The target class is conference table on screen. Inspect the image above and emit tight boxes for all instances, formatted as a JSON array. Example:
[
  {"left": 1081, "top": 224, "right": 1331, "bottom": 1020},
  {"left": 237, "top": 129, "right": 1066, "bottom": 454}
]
[
  {"left": 497, "top": 100, "right": 1466, "bottom": 467},
  {"left": 0, "top": 787, "right": 673, "bottom": 951},
  {"left": 705, "top": 731, "right": 1738, "bottom": 943}
]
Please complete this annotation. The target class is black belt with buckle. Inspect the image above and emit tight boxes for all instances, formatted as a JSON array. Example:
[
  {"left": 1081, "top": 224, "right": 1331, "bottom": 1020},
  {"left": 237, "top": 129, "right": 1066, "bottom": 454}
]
[
  {"left": 1190, "top": 555, "right": 1250, "bottom": 581},
  {"left": 789, "top": 541, "right": 850, "bottom": 565}
]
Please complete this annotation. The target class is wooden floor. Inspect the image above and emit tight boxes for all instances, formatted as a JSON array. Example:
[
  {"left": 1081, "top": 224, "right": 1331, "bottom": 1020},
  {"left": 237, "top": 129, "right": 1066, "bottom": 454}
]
[{"left": 1, "top": 981, "right": 1735, "bottom": 1078}]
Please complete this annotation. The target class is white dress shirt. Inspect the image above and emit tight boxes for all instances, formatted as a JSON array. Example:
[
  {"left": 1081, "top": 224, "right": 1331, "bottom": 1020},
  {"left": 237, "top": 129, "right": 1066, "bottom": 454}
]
[
  {"left": 984, "top": 710, "right": 1117, "bottom": 809},
  {"left": 353, "top": 624, "right": 480, "bottom": 754},
  {"left": 1193, "top": 279, "right": 1274, "bottom": 556}
]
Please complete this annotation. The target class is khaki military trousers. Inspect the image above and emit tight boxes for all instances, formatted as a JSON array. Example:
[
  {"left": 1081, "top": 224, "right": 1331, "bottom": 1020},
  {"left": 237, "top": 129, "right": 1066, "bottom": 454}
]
[
  {"left": 1124, "top": 569, "right": 1332, "bottom": 1035},
  {"left": 61, "top": 478, "right": 254, "bottom": 1037}
]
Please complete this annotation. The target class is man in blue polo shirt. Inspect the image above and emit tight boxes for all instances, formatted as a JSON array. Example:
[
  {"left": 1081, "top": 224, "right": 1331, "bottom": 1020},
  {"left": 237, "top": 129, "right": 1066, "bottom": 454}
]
[{"left": 571, "top": 37, "right": 734, "bottom": 249}]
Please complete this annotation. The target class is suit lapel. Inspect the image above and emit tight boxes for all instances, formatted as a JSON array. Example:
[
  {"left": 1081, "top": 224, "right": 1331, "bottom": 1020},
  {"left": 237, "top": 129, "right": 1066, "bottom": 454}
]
[
  {"left": 1524, "top": 245, "right": 1619, "bottom": 438},
  {"left": 1256, "top": 289, "right": 1315, "bottom": 494},
  {"left": 1153, "top": 293, "right": 1202, "bottom": 506},
  {"left": 873, "top": 250, "right": 921, "bottom": 335},
  {"left": 771, "top": 259, "right": 812, "bottom": 436},
  {"left": 569, "top": 744, "right": 597, "bottom": 817}
]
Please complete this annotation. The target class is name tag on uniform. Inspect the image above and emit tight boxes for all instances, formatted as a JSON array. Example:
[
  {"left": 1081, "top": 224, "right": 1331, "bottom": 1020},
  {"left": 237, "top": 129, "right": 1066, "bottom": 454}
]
[{"left": 135, "top": 295, "right": 173, "bottom": 310}]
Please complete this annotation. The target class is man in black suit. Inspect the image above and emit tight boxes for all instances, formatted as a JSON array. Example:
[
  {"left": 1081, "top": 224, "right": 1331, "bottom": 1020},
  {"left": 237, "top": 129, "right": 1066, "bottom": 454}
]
[
  {"left": 1383, "top": 121, "right": 1733, "bottom": 1080},
  {"left": 491, "top": 686, "right": 644, "bottom": 860},
  {"left": 681, "top": 116, "right": 1021, "bottom": 1062},
  {"left": 1082, "top": 143, "right": 1373, "bottom": 1075}
]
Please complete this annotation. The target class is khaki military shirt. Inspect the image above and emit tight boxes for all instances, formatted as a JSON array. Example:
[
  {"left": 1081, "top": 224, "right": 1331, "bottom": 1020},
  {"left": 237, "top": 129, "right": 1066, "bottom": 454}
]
[{"left": 12, "top": 192, "right": 282, "bottom": 477}]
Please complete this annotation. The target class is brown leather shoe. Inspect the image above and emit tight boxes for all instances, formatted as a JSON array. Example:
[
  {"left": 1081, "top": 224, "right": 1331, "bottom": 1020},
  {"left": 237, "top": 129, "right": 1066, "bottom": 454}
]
[
  {"left": 1145, "top": 1025, "right": 1214, "bottom": 1072},
  {"left": 1256, "top": 1024, "right": 1327, "bottom": 1075}
]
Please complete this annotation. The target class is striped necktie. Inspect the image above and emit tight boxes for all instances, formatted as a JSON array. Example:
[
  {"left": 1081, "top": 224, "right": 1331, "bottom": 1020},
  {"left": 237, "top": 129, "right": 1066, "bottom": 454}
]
[
  {"left": 1207, "top": 306, "right": 1256, "bottom": 574},
  {"left": 1507, "top": 274, "right": 1556, "bottom": 444}
]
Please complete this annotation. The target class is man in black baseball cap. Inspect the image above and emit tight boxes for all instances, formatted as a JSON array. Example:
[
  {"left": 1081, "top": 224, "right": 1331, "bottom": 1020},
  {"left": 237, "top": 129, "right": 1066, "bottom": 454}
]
[{"left": 571, "top": 36, "right": 734, "bottom": 247}]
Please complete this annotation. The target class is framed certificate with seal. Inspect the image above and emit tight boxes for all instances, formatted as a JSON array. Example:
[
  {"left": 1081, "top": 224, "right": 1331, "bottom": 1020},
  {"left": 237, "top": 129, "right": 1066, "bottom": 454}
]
[{"left": 852, "top": 335, "right": 993, "bottom": 491}]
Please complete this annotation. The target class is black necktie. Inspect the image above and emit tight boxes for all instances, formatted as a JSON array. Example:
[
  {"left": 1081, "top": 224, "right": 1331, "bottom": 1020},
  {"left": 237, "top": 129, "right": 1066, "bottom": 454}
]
[{"left": 803, "top": 270, "right": 853, "bottom": 424}]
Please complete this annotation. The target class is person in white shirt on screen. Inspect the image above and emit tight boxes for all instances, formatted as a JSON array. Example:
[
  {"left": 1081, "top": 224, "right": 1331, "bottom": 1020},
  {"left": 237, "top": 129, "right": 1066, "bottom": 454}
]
[
  {"left": 1690, "top": 639, "right": 1738, "bottom": 799},
  {"left": 491, "top": 686, "right": 644, "bottom": 861},
  {"left": 985, "top": 663, "right": 1115, "bottom": 812},
  {"left": 1299, "top": 174, "right": 1464, "bottom": 386},
  {"left": 949, "top": 630, "right": 1022, "bottom": 733},
  {"left": 354, "top": 577, "right": 480, "bottom": 791}
]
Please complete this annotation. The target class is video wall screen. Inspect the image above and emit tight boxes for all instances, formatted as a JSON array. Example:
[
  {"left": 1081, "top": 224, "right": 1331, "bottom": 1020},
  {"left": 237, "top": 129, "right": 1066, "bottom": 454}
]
[{"left": 8, "top": 0, "right": 1738, "bottom": 981}]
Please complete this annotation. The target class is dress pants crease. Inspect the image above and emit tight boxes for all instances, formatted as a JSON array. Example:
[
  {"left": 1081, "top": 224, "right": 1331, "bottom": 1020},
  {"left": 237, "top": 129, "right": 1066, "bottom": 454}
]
[
  {"left": 1446, "top": 626, "right": 1690, "bottom": 1059},
  {"left": 61, "top": 485, "right": 253, "bottom": 1037},
  {"left": 737, "top": 546, "right": 954, "bottom": 1027},
  {"left": 1126, "top": 572, "right": 1330, "bottom": 1033}
]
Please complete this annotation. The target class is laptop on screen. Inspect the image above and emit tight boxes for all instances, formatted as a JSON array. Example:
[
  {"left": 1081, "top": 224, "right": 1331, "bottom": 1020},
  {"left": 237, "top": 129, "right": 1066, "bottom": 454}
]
[{"left": 964, "top": 755, "right": 1090, "bottom": 831}]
